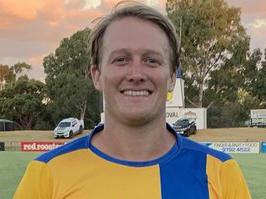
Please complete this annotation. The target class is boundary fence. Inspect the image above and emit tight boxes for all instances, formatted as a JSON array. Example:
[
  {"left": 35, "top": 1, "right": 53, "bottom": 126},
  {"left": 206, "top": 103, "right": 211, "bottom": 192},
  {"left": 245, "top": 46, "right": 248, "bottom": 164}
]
[{"left": 1, "top": 141, "right": 266, "bottom": 153}]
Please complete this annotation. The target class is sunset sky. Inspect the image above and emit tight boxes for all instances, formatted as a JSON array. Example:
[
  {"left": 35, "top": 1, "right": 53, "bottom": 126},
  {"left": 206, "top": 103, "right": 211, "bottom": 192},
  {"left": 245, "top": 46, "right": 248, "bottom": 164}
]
[{"left": 0, "top": 0, "right": 265, "bottom": 81}]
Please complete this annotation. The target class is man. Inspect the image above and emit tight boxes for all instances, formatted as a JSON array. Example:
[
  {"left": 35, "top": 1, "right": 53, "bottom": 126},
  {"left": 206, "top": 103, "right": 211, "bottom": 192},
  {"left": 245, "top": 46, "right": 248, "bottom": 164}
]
[{"left": 13, "top": 2, "right": 251, "bottom": 199}]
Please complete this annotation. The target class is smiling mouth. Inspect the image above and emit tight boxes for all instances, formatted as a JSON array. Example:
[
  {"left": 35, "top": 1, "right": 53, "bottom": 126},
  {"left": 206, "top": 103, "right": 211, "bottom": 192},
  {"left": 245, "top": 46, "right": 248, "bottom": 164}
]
[{"left": 121, "top": 90, "right": 152, "bottom": 96}]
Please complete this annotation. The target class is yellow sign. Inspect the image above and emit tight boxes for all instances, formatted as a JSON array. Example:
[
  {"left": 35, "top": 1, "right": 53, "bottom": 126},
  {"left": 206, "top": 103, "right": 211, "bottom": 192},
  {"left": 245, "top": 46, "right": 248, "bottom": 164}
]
[{"left": 167, "top": 91, "right": 174, "bottom": 101}]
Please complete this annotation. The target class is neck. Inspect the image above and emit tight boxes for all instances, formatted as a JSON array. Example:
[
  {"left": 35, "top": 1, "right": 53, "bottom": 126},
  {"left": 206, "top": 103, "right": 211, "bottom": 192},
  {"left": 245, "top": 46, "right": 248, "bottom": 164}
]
[{"left": 91, "top": 115, "right": 176, "bottom": 161}]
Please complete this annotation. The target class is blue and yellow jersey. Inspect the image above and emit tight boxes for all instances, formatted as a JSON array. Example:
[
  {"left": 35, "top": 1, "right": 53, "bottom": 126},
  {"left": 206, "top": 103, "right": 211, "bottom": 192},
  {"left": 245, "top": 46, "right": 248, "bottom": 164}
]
[{"left": 13, "top": 124, "right": 251, "bottom": 199}]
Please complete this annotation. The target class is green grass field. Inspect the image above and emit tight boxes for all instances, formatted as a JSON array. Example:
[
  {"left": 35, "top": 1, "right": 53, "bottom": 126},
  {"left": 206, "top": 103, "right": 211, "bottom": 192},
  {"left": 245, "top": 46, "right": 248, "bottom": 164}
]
[
  {"left": 0, "top": 152, "right": 265, "bottom": 199},
  {"left": 0, "top": 152, "right": 39, "bottom": 199},
  {"left": 231, "top": 154, "right": 266, "bottom": 199}
]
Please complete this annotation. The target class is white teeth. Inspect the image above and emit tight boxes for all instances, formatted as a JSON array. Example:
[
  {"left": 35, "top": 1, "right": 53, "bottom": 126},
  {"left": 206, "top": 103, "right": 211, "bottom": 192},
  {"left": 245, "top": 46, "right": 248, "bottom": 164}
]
[{"left": 123, "top": 90, "right": 149, "bottom": 96}]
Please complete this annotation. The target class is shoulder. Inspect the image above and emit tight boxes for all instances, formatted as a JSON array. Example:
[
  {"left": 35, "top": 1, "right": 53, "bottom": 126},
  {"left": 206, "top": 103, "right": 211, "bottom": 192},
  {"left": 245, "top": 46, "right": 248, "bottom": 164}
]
[
  {"left": 35, "top": 134, "right": 90, "bottom": 163},
  {"left": 179, "top": 136, "right": 231, "bottom": 162},
  {"left": 166, "top": 123, "right": 231, "bottom": 162}
]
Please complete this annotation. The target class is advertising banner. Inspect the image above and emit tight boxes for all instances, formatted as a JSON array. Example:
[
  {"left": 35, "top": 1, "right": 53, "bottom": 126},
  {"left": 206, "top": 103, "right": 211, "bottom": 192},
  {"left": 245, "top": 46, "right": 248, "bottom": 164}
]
[
  {"left": 250, "top": 109, "right": 266, "bottom": 118},
  {"left": 21, "top": 141, "right": 64, "bottom": 152},
  {"left": 205, "top": 142, "right": 260, "bottom": 153},
  {"left": 250, "top": 109, "right": 266, "bottom": 127},
  {"left": 261, "top": 142, "right": 266, "bottom": 153}
]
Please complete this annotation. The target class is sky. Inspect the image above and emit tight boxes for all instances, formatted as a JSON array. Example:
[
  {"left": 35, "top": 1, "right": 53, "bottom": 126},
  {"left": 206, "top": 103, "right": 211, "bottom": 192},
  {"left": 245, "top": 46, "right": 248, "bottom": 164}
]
[{"left": 0, "top": 0, "right": 265, "bottom": 81}]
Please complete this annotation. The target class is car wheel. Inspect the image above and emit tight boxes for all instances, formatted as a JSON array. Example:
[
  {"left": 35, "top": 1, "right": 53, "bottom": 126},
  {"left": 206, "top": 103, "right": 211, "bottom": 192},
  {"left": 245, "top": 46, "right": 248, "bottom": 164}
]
[
  {"left": 79, "top": 126, "right": 83, "bottom": 134},
  {"left": 69, "top": 131, "right": 73, "bottom": 138},
  {"left": 184, "top": 131, "right": 189, "bottom": 137}
]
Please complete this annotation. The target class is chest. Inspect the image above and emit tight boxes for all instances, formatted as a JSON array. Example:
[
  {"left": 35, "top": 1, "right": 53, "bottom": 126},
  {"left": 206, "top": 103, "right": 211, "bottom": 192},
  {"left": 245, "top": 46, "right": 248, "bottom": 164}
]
[{"left": 51, "top": 163, "right": 209, "bottom": 199}]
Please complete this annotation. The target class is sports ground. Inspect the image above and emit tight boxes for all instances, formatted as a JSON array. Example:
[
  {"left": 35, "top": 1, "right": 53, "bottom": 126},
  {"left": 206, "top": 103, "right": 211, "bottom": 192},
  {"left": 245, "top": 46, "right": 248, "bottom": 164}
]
[{"left": 0, "top": 128, "right": 266, "bottom": 199}]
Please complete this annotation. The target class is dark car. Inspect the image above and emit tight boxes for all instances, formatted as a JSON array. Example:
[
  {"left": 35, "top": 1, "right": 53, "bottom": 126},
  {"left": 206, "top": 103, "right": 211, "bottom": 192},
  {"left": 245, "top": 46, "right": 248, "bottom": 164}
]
[{"left": 172, "top": 118, "right": 197, "bottom": 137}]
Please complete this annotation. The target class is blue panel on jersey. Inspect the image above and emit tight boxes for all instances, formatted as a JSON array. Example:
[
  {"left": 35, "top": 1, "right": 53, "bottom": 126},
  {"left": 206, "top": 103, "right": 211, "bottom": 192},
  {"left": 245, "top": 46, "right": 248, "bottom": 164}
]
[
  {"left": 35, "top": 134, "right": 90, "bottom": 163},
  {"left": 159, "top": 149, "right": 209, "bottom": 199},
  {"left": 181, "top": 136, "right": 231, "bottom": 162},
  {"left": 35, "top": 124, "right": 106, "bottom": 163}
]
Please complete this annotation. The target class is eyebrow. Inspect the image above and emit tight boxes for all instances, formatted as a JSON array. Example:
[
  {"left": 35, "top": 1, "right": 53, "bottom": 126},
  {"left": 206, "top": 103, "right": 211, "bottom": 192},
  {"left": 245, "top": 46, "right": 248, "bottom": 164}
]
[{"left": 108, "top": 48, "right": 164, "bottom": 58}]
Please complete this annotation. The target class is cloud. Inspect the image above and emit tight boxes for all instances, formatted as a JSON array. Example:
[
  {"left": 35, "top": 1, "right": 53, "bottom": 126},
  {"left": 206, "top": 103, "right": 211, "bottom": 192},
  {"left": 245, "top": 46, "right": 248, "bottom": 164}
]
[
  {"left": 0, "top": 0, "right": 43, "bottom": 19},
  {"left": 226, "top": 0, "right": 266, "bottom": 22},
  {"left": 27, "top": 55, "right": 46, "bottom": 82},
  {"left": 226, "top": 0, "right": 266, "bottom": 50},
  {"left": 246, "top": 23, "right": 266, "bottom": 50},
  {"left": 146, "top": 0, "right": 160, "bottom": 7},
  {"left": 63, "top": 0, "right": 102, "bottom": 10},
  {"left": 0, "top": 0, "right": 107, "bottom": 81},
  {"left": 83, "top": 0, "right": 102, "bottom": 10},
  {"left": 0, "top": 0, "right": 43, "bottom": 29},
  {"left": 252, "top": 19, "right": 266, "bottom": 29},
  {"left": 0, "top": 0, "right": 103, "bottom": 54},
  {"left": 28, "top": 55, "right": 44, "bottom": 66},
  {"left": 1, "top": 0, "right": 265, "bottom": 81}
]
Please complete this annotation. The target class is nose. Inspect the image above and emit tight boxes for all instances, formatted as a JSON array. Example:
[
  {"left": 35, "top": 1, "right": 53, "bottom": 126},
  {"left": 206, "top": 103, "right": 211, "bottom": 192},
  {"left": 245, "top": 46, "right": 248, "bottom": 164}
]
[{"left": 126, "top": 59, "right": 147, "bottom": 83}]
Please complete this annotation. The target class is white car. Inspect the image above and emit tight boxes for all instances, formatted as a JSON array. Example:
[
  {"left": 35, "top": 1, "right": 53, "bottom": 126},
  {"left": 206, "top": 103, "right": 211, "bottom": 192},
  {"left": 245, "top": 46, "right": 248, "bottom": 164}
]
[{"left": 54, "top": 118, "right": 84, "bottom": 139}]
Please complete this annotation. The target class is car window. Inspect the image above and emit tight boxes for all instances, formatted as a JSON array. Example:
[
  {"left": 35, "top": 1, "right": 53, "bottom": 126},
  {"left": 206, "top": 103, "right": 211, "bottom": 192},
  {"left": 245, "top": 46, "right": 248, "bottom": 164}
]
[
  {"left": 58, "top": 122, "right": 71, "bottom": 127},
  {"left": 175, "top": 119, "right": 189, "bottom": 126}
]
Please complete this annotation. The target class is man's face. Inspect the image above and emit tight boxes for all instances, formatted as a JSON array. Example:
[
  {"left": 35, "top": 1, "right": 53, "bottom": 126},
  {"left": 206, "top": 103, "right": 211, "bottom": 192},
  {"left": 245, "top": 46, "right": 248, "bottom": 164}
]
[{"left": 91, "top": 17, "right": 175, "bottom": 125}]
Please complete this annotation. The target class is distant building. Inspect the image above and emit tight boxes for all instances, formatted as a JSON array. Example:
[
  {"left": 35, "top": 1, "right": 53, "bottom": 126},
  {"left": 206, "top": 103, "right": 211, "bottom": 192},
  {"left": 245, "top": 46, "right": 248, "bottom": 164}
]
[{"left": 0, "top": 119, "right": 17, "bottom": 131}]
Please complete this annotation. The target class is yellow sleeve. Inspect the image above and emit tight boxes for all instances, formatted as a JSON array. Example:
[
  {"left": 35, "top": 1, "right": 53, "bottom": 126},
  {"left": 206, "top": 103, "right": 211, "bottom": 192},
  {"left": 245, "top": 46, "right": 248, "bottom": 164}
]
[
  {"left": 13, "top": 160, "right": 53, "bottom": 199},
  {"left": 220, "top": 159, "right": 252, "bottom": 199}
]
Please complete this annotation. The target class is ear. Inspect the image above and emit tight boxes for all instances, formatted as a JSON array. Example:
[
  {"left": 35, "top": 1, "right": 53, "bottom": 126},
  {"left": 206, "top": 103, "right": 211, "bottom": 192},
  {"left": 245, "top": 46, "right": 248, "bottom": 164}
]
[
  {"left": 90, "top": 65, "right": 102, "bottom": 91},
  {"left": 168, "top": 72, "right": 176, "bottom": 92}
]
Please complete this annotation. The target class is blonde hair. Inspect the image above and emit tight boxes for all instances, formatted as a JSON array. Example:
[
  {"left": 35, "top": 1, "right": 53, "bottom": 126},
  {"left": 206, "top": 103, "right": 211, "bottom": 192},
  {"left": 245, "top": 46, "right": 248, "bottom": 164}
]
[{"left": 88, "top": 1, "right": 179, "bottom": 73}]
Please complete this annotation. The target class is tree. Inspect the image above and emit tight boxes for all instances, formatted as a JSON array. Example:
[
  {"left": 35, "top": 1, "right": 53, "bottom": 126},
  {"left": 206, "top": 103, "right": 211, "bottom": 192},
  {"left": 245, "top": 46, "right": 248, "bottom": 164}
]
[
  {"left": 205, "top": 47, "right": 265, "bottom": 127},
  {"left": 43, "top": 28, "right": 100, "bottom": 128},
  {"left": 167, "top": 0, "right": 249, "bottom": 107},
  {"left": 232, "top": 48, "right": 266, "bottom": 110},
  {"left": 0, "top": 76, "right": 46, "bottom": 129},
  {"left": 248, "top": 48, "right": 266, "bottom": 107},
  {"left": 0, "top": 64, "right": 15, "bottom": 89},
  {"left": 11, "top": 62, "right": 31, "bottom": 76},
  {"left": 0, "top": 62, "right": 32, "bottom": 90},
  {"left": 204, "top": 33, "right": 250, "bottom": 106},
  {"left": 255, "top": 67, "right": 266, "bottom": 107}
]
